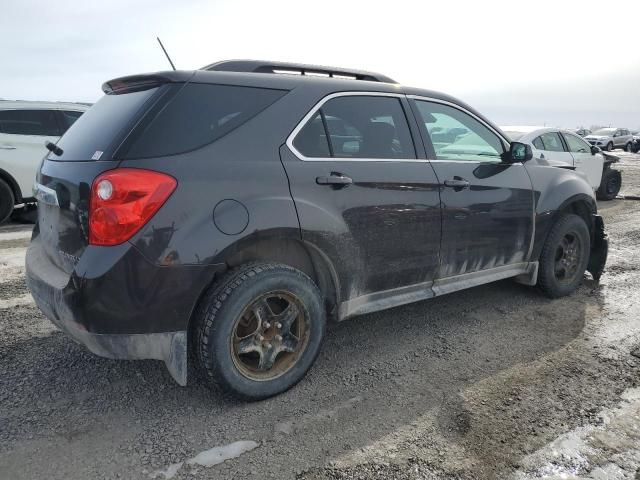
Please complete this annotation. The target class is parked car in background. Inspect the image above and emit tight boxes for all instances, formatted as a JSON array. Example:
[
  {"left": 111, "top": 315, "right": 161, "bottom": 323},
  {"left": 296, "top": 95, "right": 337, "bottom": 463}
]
[
  {"left": 26, "top": 60, "right": 608, "bottom": 400},
  {"left": 0, "top": 100, "right": 89, "bottom": 223},
  {"left": 573, "top": 128, "right": 591, "bottom": 137},
  {"left": 503, "top": 126, "right": 622, "bottom": 200},
  {"left": 584, "top": 127, "right": 634, "bottom": 152},
  {"left": 631, "top": 130, "right": 640, "bottom": 153}
]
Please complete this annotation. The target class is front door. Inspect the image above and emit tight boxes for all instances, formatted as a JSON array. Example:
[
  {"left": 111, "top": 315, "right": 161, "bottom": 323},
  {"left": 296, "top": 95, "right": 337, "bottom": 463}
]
[
  {"left": 562, "top": 131, "right": 603, "bottom": 190},
  {"left": 281, "top": 93, "right": 442, "bottom": 313},
  {"left": 410, "top": 98, "right": 534, "bottom": 279}
]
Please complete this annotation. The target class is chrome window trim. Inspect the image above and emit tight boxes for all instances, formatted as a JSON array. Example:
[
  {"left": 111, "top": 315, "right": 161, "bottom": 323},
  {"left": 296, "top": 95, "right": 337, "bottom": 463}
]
[{"left": 285, "top": 91, "right": 427, "bottom": 163}]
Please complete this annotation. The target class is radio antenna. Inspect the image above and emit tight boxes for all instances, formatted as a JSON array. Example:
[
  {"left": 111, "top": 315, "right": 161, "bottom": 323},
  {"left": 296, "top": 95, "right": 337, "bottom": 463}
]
[{"left": 156, "top": 37, "right": 176, "bottom": 71}]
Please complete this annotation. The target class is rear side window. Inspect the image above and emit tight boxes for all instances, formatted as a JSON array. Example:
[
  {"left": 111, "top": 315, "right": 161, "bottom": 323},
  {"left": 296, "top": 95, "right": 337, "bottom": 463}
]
[
  {"left": 0, "top": 109, "right": 61, "bottom": 136},
  {"left": 53, "top": 87, "right": 160, "bottom": 161},
  {"left": 122, "top": 84, "right": 287, "bottom": 159},
  {"left": 532, "top": 137, "right": 545, "bottom": 150},
  {"left": 293, "top": 95, "right": 416, "bottom": 159}
]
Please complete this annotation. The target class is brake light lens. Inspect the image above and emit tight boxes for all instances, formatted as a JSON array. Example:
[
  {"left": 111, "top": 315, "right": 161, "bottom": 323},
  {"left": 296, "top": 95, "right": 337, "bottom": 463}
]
[{"left": 89, "top": 168, "right": 177, "bottom": 246}]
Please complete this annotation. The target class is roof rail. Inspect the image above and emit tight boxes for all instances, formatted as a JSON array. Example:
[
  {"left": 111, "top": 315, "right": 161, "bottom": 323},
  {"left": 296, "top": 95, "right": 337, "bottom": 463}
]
[{"left": 201, "top": 60, "right": 397, "bottom": 84}]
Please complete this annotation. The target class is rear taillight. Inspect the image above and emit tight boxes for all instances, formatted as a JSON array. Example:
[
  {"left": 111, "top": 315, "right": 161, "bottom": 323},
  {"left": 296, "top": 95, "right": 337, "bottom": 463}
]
[{"left": 89, "top": 168, "right": 177, "bottom": 246}]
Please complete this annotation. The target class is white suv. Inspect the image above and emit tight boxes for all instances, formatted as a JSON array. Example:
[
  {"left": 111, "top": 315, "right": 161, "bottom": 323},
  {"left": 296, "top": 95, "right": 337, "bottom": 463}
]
[{"left": 0, "top": 100, "right": 89, "bottom": 222}]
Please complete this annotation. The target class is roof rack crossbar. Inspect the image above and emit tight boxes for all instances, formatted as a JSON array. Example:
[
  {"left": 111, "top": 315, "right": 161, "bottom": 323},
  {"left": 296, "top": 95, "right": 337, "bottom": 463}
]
[{"left": 201, "top": 60, "right": 396, "bottom": 83}]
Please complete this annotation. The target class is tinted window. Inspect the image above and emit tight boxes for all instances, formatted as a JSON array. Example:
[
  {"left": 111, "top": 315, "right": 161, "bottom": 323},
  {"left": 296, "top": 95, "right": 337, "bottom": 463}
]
[
  {"left": 563, "top": 133, "right": 590, "bottom": 153},
  {"left": 319, "top": 96, "right": 415, "bottom": 159},
  {"left": 123, "top": 83, "right": 287, "bottom": 159},
  {"left": 293, "top": 112, "right": 330, "bottom": 157},
  {"left": 539, "top": 132, "right": 565, "bottom": 152},
  {"left": 61, "top": 110, "right": 84, "bottom": 130},
  {"left": 532, "top": 136, "right": 545, "bottom": 150},
  {"left": 54, "top": 87, "right": 160, "bottom": 161},
  {"left": 0, "top": 109, "right": 61, "bottom": 136},
  {"left": 414, "top": 101, "right": 504, "bottom": 162}
]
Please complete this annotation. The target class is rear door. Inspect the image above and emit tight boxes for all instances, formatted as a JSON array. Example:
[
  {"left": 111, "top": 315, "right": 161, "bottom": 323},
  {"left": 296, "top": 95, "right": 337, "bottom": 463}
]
[
  {"left": 0, "top": 109, "right": 63, "bottom": 198},
  {"left": 409, "top": 98, "right": 534, "bottom": 278},
  {"left": 281, "top": 93, "right": 442, "bottom": 311},
  {"left": 562, "top": 131, "right": 603, "bottom": 189}
]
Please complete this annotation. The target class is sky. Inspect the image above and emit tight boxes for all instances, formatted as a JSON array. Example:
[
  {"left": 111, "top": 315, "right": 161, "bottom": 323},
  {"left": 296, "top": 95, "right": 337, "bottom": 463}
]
[{"left": 1, "top": 0, "right": 639, "bottom": 129}]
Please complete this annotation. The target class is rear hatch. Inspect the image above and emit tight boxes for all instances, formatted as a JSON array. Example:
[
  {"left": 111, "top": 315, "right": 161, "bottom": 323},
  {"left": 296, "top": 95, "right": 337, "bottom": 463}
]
[{"left": 34, "top": 75, "right": 184, "bottom": 274}]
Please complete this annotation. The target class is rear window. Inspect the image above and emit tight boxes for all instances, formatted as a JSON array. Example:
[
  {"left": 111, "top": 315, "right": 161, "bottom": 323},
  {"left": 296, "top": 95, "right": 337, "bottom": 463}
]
[
  {"left": 121, "top": 83, "right": 287, "bottom": 159},
  {"left": 0, "top": 109, "right": 61, "bottom": 136},
  {"left": 53, "top": 87, "right": 160, "bottom": 161}
]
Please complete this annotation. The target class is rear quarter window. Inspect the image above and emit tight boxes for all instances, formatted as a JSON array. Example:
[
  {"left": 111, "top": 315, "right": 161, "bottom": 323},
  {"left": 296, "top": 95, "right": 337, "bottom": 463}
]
[{"left": 121, "top": 83, "right": 287, "bottom": 159}]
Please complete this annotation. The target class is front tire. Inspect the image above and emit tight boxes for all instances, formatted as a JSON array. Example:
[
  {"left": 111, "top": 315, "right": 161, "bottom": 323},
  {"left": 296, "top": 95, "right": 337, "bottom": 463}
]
[
  {"left": 596, "top": 168, "right": 621, "bottom": 200},
  {"left": 0, "top": 179, "right": 15, "bottom": 224},
  {"left": 625, "top": 142, "right": 632, "bottom": 152},
  {"left": 606, "top": 142, "right": 613, "bottom": 152},
  {"left": 537, "top": 214, "right": 591, "bottom": 298},
  {"left": 195, "top": 263, "right": 326, "bottom": 400}
]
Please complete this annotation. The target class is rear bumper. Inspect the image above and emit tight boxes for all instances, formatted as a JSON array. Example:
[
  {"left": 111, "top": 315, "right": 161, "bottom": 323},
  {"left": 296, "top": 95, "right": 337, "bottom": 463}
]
[{"left": 25, "top": 234, "right": 224, "bottom": 385}]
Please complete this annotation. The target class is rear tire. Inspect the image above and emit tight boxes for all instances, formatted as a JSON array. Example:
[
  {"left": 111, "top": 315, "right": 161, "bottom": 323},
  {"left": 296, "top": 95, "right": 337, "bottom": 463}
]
[
  {"left": 537, "top": 214, "right": 590, "bottom": 298},
  {"left": 596, "top": 168, "right": 621, "bottom": 200},
  {"left": 195, "top": 263, "right": 326, "bottom": 400},
  {"left": 625, "top": 142, "right": 632, "bottom": 152},
  {"left": 606, "top": 142, "right": 613, "bottom": 151},
  {"left": 0, "top": 179, "right": 15, "bottom": 224}
]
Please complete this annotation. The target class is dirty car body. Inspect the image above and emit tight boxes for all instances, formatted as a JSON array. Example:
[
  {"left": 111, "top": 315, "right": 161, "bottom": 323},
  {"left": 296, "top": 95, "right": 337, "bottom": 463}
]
[{"left": 25, "top": 61, "right": 608, "bottom": 394}]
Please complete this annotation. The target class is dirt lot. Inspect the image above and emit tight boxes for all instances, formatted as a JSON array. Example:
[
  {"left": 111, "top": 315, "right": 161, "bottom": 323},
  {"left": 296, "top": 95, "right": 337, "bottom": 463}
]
[{"left": 1, "top": 153, "right": 639, "bottom": 480}]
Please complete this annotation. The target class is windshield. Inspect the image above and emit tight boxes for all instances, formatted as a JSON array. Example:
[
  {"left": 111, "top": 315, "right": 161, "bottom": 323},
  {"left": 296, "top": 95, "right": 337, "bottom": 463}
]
[
  {"left": 593, "top": 128, "right": 615, "bottom": 136},
  {"left": 504, "top": 131, "right": 526, "bottom": 141}
]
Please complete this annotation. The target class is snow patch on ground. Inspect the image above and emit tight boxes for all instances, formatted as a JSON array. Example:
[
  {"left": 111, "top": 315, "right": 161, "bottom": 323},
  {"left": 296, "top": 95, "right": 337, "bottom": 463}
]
[
  {"left": 148, "top": 440, "right": 259, "bottom": 478},
  {"left": 186, "top": 440, "right": 259, "bottom": 467},
  {"left": 0, "top": 230, "right": 32, "bottom": 241},
  {"left": 0, "top": 247, "right": 26, "bottom": 269},
  {"left": 0, "top": 293, "right": 34, "bottom": 309},
  {"left": 513, "top": 388, "right": 640, "bottom": 479}
]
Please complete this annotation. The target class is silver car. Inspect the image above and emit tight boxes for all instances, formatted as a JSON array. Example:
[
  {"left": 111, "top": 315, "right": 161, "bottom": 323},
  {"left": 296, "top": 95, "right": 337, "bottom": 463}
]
[{"left": 584, "top": 127, "right": 634, "bottom": 152}]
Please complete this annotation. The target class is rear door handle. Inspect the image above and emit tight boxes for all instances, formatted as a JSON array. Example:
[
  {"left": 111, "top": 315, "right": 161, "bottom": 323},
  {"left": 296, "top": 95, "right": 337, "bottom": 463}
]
[
  {"left": 0, "top": 145, "right": 16, "bottom": 150},
  {"left": 444, "top": 177, "right": 470, "bottom": 190},
  {"left": 316, "top": 173, "right": 353, "bottom": 187}
]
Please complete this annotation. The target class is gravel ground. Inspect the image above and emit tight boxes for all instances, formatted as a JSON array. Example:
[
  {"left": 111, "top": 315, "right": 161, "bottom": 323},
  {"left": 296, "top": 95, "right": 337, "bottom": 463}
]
[{"left": 1, "top": 153, "right": 639, "bottom": 480}]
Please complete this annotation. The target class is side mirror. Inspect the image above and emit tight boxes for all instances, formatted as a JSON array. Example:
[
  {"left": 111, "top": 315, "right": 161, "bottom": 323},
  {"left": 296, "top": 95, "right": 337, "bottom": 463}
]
[
  {"left": 590, "top": 145, "right": 601, "bottom": 155},
  {"left": 507, "top": 142, "right": 533, "bottom": 163}
]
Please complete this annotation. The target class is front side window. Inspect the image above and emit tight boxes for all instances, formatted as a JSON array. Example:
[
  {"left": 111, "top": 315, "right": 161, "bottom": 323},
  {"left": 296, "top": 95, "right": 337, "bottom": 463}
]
[
  {"left": 539, "top": 132, "right": 566, "bottom": 152},
  {"left": 563, "top": 133, "right": 590, "bottom": 153},
  {"left": 293, "top": 95, "right": 416, "bottom": 159},
  {"left": 0, "top": 109, "right": 61, "bottom": 136},
  {"left": 413, "top": 101, "right": 504, "bottom": 162}
]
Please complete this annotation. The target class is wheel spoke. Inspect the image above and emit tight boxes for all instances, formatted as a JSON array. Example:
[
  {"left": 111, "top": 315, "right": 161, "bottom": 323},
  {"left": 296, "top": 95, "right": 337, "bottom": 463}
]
[
  {"left": 236, "top": 336, "right": 261, "bottom": 355},
  {"left": 252, "top": 297, "right": 273, "bottom": 324},
  {"left": 280, "top": 334, "right": 299, "bottom": 353},
  {"left": 258, "top": 344, "right": 279, "bottom": 370},
  {"left": 274, "top": 303, "right": 299, "bottom": 334}
]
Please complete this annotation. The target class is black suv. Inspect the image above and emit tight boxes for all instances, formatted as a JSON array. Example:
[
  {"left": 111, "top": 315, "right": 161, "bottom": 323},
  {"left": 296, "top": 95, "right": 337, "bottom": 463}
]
[{"left": 26, "top": 60, "right": 608, "bottom": 400}]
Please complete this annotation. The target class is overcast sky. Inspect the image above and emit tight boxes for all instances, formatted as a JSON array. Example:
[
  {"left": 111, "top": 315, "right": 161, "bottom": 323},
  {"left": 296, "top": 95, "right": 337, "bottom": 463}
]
[{"left": 1, "top": 0, "right": 639, "bottom": 129}]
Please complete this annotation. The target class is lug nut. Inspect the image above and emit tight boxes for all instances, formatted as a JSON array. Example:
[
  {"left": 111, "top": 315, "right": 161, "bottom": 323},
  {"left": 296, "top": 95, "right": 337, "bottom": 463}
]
[
  {"left": 275, "top": 335, "right": 282, "bottom": 342},
  {"left": 263, "top": 322, "right": 271, "bottom": 329},
  {"left": 275, "top": 322, "right": 282, "bottom": 329},
  {"left": 257, "top": 335, "right": 264, "bottom": 342},
  {"left": 265, "top": 343, "right": 272, "bottom": 349}
]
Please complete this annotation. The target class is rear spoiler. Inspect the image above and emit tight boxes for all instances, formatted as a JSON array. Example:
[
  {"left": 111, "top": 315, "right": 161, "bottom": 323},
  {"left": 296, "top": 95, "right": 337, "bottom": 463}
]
[{"left": 101, "top": 71, "right": 194, "bottom": 94}]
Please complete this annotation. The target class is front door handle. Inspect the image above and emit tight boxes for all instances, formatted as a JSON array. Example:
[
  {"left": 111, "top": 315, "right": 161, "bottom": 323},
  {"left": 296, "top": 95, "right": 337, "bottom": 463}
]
[
  {"left": 316, "top": 173, "right": 353, "bottom": 187},
  {"left": 0, "top": 145, "right": 16, "bottom": 150},
  {"left": 444, "top": 177, "right": 470, "bottom": 191}
]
